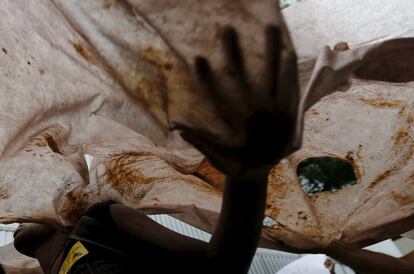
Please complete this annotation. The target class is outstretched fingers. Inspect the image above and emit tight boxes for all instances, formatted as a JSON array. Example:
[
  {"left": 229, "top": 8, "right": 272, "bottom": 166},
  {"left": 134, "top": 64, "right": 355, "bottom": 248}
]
[
  {"left": 222, "top": 27, "right": 250, "bottom": 92},
  {"left": 195, "top": 56, "right": 235, "bottom": 125},
  {"left": 267, "top": 22, "right": 301, "bottom": 149},
  {"left": 265, "top": 25, "right": 282, "bottom": 99},
  {"left": 195, "top": 56, "right": 219, "bottom": 96},
  {"left": 277, "top": 50, "right": 300, "bottom": 118},
  {"left": 271, "top": 16, "right": 299, "bottom": 118}
]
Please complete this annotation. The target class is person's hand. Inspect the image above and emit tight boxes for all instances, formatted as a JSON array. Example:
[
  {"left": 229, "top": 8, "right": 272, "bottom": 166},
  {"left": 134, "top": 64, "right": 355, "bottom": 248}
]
[{"left": 173, "top": 25, "right": 300, "bottom": 177}]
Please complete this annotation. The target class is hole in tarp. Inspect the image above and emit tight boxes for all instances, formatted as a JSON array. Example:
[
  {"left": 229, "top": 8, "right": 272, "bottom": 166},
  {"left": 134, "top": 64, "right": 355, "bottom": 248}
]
[
  {"left": 297, "top": 157, "right": 357, "bottom": 194},
  {"left": 45, "top": 135, "right": 62, "bottom": 154}
]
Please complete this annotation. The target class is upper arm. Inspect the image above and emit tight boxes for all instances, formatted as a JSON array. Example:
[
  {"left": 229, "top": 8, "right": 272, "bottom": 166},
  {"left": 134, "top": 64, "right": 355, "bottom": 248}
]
[{"left": 109, "top": 204, "right": 208, "bottom": 258}]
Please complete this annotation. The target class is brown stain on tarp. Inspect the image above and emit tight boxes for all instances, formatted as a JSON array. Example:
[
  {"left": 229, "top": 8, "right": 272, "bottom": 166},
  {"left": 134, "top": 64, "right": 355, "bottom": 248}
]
[
  {"left": 193, "top": 159, "right": 225, "bottom": 192},
  {"left": 0, "top": 186, "right": 9, "bottom": 200},
  {"left": 359, "top": 98, "right": 414, "bottom": 188},
  {"left": 106, "top": 152, "right": 220, "bottom": 198},
  {"left": 142, "top": 46, "right": 168, "bottom": 65},
  {"left": 73, "top": 43, "right": 93, "bottom": 61},
  {"left": 370, "top": 109, "right": 414, "bottom": 188},
  {"left": 33, "top": 138, "right": 48, "bottom": 147},
  {"left": 390, "top": 192, "right": 414, "bottom": 206},
  {"left": 266, "top": 164, "right": 291, "bottom": 219},
  {"left": 1, "top": 48, "right": 7, "bottom": 54},
  {"left": 31, "top": 134, "right": 63, "bottom": 154},
  {"left": 171, "top": 175, "right": 221, "bottom": 197},
  {"left": 369, "top": 143, "right": 414, "bottom": 189},
  {"left": 358, "top": 98, "right": 403, "bottom": 109},
  {"left": 106, "top": 152, "right": 159, "bottom": 195},
  {"left": 116, "top": 45, "right": 176, "bottom": 124},
  {"left": 369, "top": 169, "right": 394, "bottom": 189},
  {"left": 73, "top": 42, "right": 102, "bottom": 67},
  {"left": 134, "top": 77, "right": 167, "bottom": 114},
  {"left": 308, "top": 109, "right": 319, "bottom": 116},
  {"left": 164, "top": 63, "right": 174, "bottom": 71},
  {"left": 393, "top": 129, "right": 409, "bottom": 145},
  {"left": 393, "top": 112, "right": 413, "bottom": 145},
  {"left": 60, "top": 188, "right": 90, "bottom": 223},
  {"left": 102, "top": 0, "right": 115, "bottom": 9}
]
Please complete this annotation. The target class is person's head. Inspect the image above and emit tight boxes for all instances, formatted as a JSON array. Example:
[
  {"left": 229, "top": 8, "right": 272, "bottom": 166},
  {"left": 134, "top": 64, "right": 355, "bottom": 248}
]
[
  {"left": 13, "top": 223, "right": 56, "bottom": 258},
  {"left": 14, "top": 223, "right": 69, "bottom": 273}
]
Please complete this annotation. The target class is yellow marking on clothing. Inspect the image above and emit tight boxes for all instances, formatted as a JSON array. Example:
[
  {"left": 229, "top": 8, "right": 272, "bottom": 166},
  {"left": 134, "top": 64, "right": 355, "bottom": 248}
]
[{"left": 59, "top": 241, "right": 89, "bottom": 274}]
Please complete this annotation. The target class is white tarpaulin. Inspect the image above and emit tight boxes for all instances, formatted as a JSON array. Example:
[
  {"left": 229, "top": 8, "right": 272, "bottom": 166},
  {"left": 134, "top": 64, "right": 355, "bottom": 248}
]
[{"left": 0, "top": 0, "right": 413, "bottom": 259}]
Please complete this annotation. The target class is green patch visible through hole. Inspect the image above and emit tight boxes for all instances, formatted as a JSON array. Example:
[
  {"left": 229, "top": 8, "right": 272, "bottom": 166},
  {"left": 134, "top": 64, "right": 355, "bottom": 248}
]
[{"left": 297, "top": 157, "right": 357, "bottom": 194}]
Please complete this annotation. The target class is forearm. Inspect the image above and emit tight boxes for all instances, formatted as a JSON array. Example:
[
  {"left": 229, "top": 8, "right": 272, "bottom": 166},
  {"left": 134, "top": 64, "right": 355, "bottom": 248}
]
[
  {"left": 208, "top": 170, "right": 269, "bottom": 273},
  {"left": 326, "top": 241, "right": 412, "bottom": 274}
]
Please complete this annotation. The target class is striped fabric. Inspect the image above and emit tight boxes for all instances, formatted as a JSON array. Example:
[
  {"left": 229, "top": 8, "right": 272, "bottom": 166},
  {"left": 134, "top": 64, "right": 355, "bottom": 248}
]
[
  {"left": 0, "top": 217, "right": 355, "bottom": 273},
  {"left": 149, "top": 215, "right": 355, "bottom": 274},
  {"left": 0, "top": 224, "right": 17, "bottom": 247}
]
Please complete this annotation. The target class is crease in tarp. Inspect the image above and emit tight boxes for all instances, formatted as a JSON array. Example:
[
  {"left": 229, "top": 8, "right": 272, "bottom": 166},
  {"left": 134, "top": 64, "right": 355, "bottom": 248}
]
[{"left": 0, "top": 2, "right": 414, "bottom": 266}]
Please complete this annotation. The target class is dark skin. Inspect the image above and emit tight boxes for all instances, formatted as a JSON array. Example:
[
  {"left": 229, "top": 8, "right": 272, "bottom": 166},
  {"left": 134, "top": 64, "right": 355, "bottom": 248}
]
[
  {"left": 278, "top": 227, "right": 414, "bottom": 274},
  {"left": 14, "top": 24, "right": 300, "bottom": 274},
  {"left": 324, "top": 240, "right": 414, "bottom": 274},
  {"left": 13, "top": 224, "right": 68, "bottom": 273}
]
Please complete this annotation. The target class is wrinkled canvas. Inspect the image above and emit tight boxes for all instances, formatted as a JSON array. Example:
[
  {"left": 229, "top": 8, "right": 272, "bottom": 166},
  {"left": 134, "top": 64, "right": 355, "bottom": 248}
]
[
  {"left": 0, "top": 244, "right": 42, "bottom": 273},
  {"left": 0, "top": 0, "right": 413, "bottom": 260},
  {"left": 264, "top": 0, "right": 414, "bottom": 249}
]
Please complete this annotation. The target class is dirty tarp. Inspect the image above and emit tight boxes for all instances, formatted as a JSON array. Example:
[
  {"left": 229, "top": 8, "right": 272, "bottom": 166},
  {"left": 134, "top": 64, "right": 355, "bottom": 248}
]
[
  {"left": 0, "top": 0, "right": 413, "bottom": 258},
  {"left": 0, "top": 244, "right": 42, "bottom": 274},
  {"left": 265, "top": 0, "right": 414, "bottom": 249}
]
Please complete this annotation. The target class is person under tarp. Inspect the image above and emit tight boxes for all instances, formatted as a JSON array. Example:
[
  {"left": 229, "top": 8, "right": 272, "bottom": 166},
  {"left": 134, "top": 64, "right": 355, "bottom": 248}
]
[
  {"left": 13, "top": 24, "right": 301, "bottom": 274},
  {"left": 279, "top": 234, "right": 414, "bottom": 274}
]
